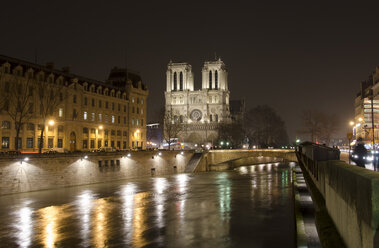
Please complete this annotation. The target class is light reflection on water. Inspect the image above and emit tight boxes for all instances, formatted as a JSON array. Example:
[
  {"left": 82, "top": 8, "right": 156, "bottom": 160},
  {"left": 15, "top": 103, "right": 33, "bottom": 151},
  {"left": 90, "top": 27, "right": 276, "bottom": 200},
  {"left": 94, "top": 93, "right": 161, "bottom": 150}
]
[{"left": 0, "top": 163, "right": 295, "bottom": 248}]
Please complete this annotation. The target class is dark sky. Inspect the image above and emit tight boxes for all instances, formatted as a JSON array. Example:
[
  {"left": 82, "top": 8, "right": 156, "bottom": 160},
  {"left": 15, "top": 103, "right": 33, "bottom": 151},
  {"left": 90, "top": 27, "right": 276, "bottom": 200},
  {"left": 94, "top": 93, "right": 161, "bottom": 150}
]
[{"left": 2, "top": 1, "right": 379, "bottom": 140}]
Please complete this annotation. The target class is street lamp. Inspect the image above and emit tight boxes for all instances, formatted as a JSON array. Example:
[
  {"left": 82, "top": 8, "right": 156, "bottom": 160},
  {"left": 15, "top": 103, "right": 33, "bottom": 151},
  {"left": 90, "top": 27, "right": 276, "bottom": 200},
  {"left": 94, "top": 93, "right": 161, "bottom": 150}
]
[
  {"left": 48, "top": 120, "right": 55, "bottom": 126},
  {"left": 98, "top": 125, "right": 103, "bottom": 130},
  {"left": 349, "top": 121, "right": 355, "bottom": 126}
]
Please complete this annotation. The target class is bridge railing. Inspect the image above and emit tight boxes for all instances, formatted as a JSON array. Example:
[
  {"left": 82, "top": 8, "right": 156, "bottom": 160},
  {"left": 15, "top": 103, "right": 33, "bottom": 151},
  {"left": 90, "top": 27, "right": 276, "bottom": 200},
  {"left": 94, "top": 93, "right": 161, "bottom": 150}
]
[{"left": 297, "top": 142, "right": 379, "bottom": 248}]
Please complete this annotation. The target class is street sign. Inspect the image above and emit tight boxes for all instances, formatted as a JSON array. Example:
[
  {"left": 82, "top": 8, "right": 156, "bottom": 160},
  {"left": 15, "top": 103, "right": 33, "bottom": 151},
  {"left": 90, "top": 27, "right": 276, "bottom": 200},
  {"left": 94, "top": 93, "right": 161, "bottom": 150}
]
[{"left": 347, "top": 132, "right": 353, "bottom": 140}]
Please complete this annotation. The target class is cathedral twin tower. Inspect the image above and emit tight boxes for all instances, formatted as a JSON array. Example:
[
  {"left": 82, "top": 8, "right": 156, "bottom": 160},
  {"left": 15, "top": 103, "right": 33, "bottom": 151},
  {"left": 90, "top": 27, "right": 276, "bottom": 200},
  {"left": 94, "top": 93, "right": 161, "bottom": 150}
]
[{"left": 165, "top": 58, "right": 231, "bottom": 144}]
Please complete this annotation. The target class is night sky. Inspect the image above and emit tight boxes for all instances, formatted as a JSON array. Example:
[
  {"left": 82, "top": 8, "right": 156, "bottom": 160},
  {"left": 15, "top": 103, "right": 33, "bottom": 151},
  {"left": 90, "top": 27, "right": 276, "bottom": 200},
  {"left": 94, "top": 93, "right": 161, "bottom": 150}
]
[{"left": 2, "top": 1, "right": 379, "bottom": 140}]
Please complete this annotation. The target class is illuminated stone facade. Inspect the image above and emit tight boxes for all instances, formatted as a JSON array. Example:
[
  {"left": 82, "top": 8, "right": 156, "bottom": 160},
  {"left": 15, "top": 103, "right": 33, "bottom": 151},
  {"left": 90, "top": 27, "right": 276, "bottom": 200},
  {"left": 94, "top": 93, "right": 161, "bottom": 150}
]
[
  {"left": 0, "top": 55, "right": 148, "bottom": 151},
  {"left": 164, "top": 58, "right": 230, "bottom": 144}
]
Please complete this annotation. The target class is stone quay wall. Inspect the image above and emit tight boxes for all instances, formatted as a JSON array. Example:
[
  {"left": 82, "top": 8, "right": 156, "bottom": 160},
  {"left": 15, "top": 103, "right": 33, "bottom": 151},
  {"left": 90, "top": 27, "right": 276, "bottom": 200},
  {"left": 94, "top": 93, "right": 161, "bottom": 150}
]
[
  {"left": 298, "top": 154, "right": 379, "bottom": 248},
  {"left": 0, "top": 151, "right": 194, "bottom": 195}
]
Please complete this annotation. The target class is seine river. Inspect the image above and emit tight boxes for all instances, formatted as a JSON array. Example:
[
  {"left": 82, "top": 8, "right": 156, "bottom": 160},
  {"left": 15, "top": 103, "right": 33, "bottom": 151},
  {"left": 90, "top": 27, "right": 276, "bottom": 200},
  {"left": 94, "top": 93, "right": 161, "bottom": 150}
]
[{"left": 0, "top": 163, "right": 295, "bottom": 248}]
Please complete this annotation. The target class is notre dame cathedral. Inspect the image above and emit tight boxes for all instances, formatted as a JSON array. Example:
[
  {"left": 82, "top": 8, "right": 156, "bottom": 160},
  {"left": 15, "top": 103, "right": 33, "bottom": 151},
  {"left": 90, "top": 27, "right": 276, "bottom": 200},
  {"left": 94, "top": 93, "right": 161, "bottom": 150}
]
[{"left": 164, "top": 58, "right": 231, "bottom": 145}]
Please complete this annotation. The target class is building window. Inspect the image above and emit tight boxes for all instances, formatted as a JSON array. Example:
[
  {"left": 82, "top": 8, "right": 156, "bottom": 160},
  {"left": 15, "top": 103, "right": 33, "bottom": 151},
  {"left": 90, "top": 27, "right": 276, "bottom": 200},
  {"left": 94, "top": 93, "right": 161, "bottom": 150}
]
[
  {"left": 141, "top": 119, "right": 144, "bottom": 126},
  {"left": 123, "top": 141, "right": 126, "bottom": 149},
  {"left": 124, "top": 117, "right": 126, "bottom": 124},
  {"left": 27, "top": 123, "right": 35, "bottom": 130},
  {"left": 136, "top": 119, "right": 139, "bottom": 126},
  {"left": 99, "top": 100, "right": 102, "bottom": 108},
  {"left": 98, "top": 114, "right": 102, "bottom": 122},
  {"left": 111, "top": 140, "right": 115, "bottom": 147},
  {"left": 104, "top": 130, "right": 109, "bottom": 136},
  {"left": 83, "top": 140, "right": 88, "bottom": 149},
  {"left": 84, "top": 112, "right": 88, "bottom": 120},
  {"left": 132, "top": 119, "right": 135, "bottom": 126},
  {"left": 59, "top": 108, "right": 63, "bottom": 117},
  {"left": 180, "top": 72, "right": 183, "bottom": 90},
  {"left": 2, "top": 137, "right": 10, "bottom": 148},
  {"left": 83, "top": 127, "right": 89, "bottom": 134},
  {"left": 209, "top": 71, "right": 212, "bottom": 89},
  {"left": 132, "top": 97, "right": 135, "bottom": 103},
  {"left": 90, "top": 140, "right": 95, "bottom": 148},
  {"left": 2, "top": 121, "right": 11, "bottom": 129},
  {"left": 58, "top": 125, "right": 64, "bottom": 132},
  {"left": 210, "top": 114, "right": 213, "bottom": 122},
  {"left": 111, "top": 130, "right": 116, "bottom": 136},
  {"left": 141, "top": 109, "right": 144, "bottom": 114},
  {"left": 105, "top": 114, "right": 108, "bottom": 123},
  {"left": 141, "top": 99, "right": 144, "bottom": 105},
  {"left": 38, "top": 124, "right": 43, "bottom": 130},
  {"left": 48, "top": 125, "right": 54, "bottom": 131},
  {"left": 106, "top": 101, "right": 109, "bottom": 109},
  {"left": 48, "top": 138, "right": 53, "bottom": 148},
  {"left": 137, "top": 108, "right": 139, "bottom": 114},
  {"left": 58, "top": 139, "right": 63, "bottom": 148},
  {"left": 84, "top": 97, "right": 87, "bottom": 105},
  {"left": 118, "top": 116, "right": 120, "bottom": 124},
  {"left": 73, "top": 95, "right": 77, "bottom": 103},
  {"left": 111, "top": 115, "right": 115, "bottom": 123},
  {"left": 13, "top": 137, "right": 21, "bottom": 149},
  {"left": 112, "top": 103, "right": 114, "bottom": 111},
  {"left": 132, "top": 107, "right": 135, "bottom": 113},
  {"left": 132, "top": 141, "right": 134, "bottom": 148},
  {"left": 117, "top": 141, "right": 121, "bottom": 148},
  {"left": 215, "top": 70, "right": 218, "bottom": 89},
  {"left": 117, "top": 130, "right": 121, "bottom": 136},
  {"left": 105, "top": 140, "right": 108, "bottom": 147},
  {"left": 118, "top": 104, "right": 120, "bottom": 111},
  {"left": 91, "top": 113, "right": 95, "bottom": 121},
  {"left": 123, "top": 131, "right": 127, "bottom": 136},
  {"left": 28, "top": 103, "right": 33, "bottom": 113},
  {"left": 124, "top": 105, "right": 126, "bottom": 112},
  {"left": 27, "top": 138, "right": 33, "bottom": 148},
  {"left": 92, "top": 98, "right": 95, "bottom": 107},
  {"left": 91, "top": 128, "right": 96, "bottom": 134},
  {"left": 215, "top": 114, "right": 219, "bottom": 122},
  {"left": 98, "top": 139, "right": 102, "bottom": 148},
  {"left": 174, "top": 72, "right": 177, "bottom": 91}
]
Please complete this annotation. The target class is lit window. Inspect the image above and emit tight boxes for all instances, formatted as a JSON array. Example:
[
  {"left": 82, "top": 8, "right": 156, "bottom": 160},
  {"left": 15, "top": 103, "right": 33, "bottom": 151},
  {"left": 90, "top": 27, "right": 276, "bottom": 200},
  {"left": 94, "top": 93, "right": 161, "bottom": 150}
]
[
  {"left": 58, "top": 108, "right": 63, "bottom": 117},
  {"left": 98, "top": 113, "right": 102, "bottom": 122},
  {"left": 132, "top": 97, "right": 135, "bottom": 103},
  {"left": 111, "top": 115, "right": 115, "bottom": 123},
  {"left": 132, "top": 119, "right": 134, "bottom": 126},
  {"left": 105, "top": 114, "right": 108, "bottom": 123},
  {"left": 136, "top": 119, "right": 139, "bottom": 126},
  {"left": 83, "top": 111, "right": 87, "bottom": 120},
  {"left": 141, "top": 99, "right": 144, "bottom": 105},
  {"left": 141, "top": 109, "right": 143, "bottom": 114},
  {"left": 91, "top": 113, "right": 95, "bottom": 121}
]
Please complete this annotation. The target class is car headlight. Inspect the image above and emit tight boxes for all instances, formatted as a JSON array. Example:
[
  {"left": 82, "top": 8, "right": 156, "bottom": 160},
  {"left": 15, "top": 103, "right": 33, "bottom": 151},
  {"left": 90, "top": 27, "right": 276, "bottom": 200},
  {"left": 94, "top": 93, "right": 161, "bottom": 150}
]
[{"left": 354, "top": 155, "right": 358, "bottom": 159}]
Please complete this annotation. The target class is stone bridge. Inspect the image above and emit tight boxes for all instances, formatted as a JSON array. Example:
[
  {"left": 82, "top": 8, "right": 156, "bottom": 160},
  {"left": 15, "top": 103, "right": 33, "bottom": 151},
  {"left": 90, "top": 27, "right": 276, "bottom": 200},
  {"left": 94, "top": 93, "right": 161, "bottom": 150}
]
[{"left": 192, "top": 149, "right": 297, "bottom": 172}]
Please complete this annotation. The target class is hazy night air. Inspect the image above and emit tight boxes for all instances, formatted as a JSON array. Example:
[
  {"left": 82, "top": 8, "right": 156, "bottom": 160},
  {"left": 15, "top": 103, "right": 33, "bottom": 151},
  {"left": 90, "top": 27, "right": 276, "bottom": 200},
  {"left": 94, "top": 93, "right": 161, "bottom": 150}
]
[{"left": 1, "top": 1, "right": 379, "bottom": 140}]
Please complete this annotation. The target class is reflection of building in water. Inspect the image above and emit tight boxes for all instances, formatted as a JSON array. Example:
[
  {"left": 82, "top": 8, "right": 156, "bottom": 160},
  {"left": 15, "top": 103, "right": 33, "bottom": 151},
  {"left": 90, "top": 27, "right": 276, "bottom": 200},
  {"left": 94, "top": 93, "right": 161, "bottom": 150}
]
[
  {"left": 132, "top": 192, "right": 150, "bottom": 247},
  {"left": 76, "top": 190, "right": 95, "bottom": 247},
  {"left": 120, "top": 183, "right": 137, "bottom": 245},
  {"left": 218, "top": 173, "right": 231, "bottom": 221},
  {"left": 37, "top": 205, "right": 70, "bottom": 248},
  {"left": 92, "top": 198, "right": 114, "bottom": 247},
  {"left": 14, "top": 206, "right": 33, "bottom": 248}
]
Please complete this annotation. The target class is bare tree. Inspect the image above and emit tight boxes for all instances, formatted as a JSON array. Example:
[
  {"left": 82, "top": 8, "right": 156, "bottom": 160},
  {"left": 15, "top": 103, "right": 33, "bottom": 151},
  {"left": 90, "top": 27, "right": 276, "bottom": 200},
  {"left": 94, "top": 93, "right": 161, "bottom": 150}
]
[
  {"left": 244, "top": 105, "right": 289, "bottom": 148},
  {"left": 3, "top": 75, "right": 34, "bottom": 150},
  {"left": 299, "top": 109, "right": 339, "bottom": 145},
  {"left": 36, "top": 80, "right": 66, "bottom": 153},
  {"left": 163, "top": 109, "right": 182, "bottom": 150}
]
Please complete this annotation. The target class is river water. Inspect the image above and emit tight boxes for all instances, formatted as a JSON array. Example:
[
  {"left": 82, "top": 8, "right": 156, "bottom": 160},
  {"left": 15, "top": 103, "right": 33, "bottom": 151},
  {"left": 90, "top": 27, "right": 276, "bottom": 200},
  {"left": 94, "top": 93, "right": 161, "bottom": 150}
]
[{"left": 0, "top": 163, "right": 295, "bottom": 248}]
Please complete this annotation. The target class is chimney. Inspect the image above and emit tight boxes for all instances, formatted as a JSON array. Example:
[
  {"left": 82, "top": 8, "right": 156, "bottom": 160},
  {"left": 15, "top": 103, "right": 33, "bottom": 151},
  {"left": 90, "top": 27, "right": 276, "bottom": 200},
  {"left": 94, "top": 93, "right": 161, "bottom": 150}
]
[{"left": 62, "top": 66, "right": 70, "bottom": 74}]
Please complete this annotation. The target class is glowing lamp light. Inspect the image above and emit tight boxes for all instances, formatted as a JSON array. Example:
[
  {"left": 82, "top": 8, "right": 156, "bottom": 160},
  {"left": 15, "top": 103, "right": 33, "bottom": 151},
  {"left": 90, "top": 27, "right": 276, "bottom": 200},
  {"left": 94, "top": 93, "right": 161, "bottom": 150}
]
[
  {"left": 99, "top": 125, "right": 103, "bottom": 130},
  {"left": 48, "top": 120, "right": 55, "bottom": 126},
  {"left": 24, "top": 157, "right": 29, "bottom": 162},
  {"left": 158, "top": 152, "right": 162, "bottom": 156},
  {"left": 84, "top": 155, "right": 88, "bottom": 159},
  {"left": 127, "top": 153, "right": 131, "bottom": 157},
  {"left": 349, "top": 121, "right": 355, "bottom": 126},
  {"left": 180, "top": 151, "right": 184, "bottom": 155},
  {"left": 358, "top": 117, "right": 363, "bottom": 122}
]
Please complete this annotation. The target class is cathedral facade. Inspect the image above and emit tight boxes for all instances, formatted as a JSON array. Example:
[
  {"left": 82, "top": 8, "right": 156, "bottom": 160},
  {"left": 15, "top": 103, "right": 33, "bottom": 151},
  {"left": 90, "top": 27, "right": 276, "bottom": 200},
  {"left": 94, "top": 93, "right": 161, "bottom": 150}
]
[{"left": 164, "top": 58, "right": 230, "bottom": 145}]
